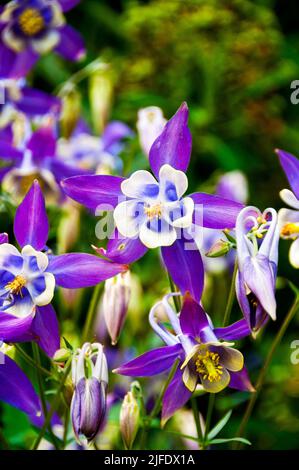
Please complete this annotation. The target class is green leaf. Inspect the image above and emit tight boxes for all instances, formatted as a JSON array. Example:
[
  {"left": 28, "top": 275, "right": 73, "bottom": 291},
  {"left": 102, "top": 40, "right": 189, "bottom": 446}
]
[
  {"left": 207, "top": 410, "right": 232, "bottom": 441},
  {"left": 62, "top": 337, "right": 73, "bottom": 351},
  {"left": 210, "top": 437, "right": 251, "bottom": 445}
]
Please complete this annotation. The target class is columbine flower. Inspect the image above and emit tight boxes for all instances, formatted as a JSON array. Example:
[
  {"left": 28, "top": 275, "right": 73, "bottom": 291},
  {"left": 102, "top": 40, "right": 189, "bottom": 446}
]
[
  {"left": 136, "top": 106, "right": 166, "bottom": 156},
  {"left": 235, "top": 206, "right": 279, "bottom": 333},
  {"left": 277, "top": 149, "right": 299, "bottom": 268},
  {"left": 0, "top": 79, "right": 61, "bottom": 129},
  {"left": 114, "top": 293, "right": 253, "bottom": 425},
  {"left": 62, "top": 103, "right": 243, "bottom": 302},
  {"left": 0, "top": 124, "right": 88, "bottom": 201},
  {"left": 0, "top": 180, "right": 127, "bottom": 357},
  {"left": 57, "top": 120, "right": 133, "bottom": 175},
  {"left": 71, "top": 342, "right": 108, "bottom": 444},
  {"left": 0, "top": 0, "right": 85, "bottom": 79}
]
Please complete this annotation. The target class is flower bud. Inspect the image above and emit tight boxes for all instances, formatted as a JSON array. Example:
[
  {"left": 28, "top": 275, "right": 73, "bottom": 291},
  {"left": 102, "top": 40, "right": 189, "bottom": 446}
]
[
  {"left": 60, "top": 83, "right": 81, "bottom": 139},
  {"left": 205, "top": 239, "right": 231, "bottom": 258},
  {"left": 102, "top": 271, "right": 131, "bottom": 345},
  {"left": 120, "top": 390, "right": 140, "bottom": 450},
  {"left": 71, "top": 343, "right": 108, "bottom": 444},
  {"left": 53, "top": 348, "right": 71, "bottom": 364},
  {"left": 89, "top": 63, "right": 114, "bottom": 135},
  {"left": 137, "top": 106, "right": 166, "bottom": 156}
]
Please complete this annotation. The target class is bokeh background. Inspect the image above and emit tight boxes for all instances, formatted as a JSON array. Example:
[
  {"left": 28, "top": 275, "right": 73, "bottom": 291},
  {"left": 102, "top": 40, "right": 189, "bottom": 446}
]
[{"left": 2, "top": 0, "right": 299, "bottom": 450}]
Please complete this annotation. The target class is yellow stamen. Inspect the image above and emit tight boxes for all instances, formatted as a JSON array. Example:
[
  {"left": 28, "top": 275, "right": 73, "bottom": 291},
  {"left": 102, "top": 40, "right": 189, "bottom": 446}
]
[
  {"left": 195, "top": 349, "right": 223, "bottom": 383},
  {"left": 144, "top": 203, "right": 162, "bottom": 220},
  {"left": 18, "top": 8, "right": 44, "bottom": 36},
  {"left": 5, "top": 275, "right": 26, "bottom": 296},
  {"left": 281, "top": 222, "right": 299, "bottom": 239},
  {"left": 256, "top": 216, "right": 267, "bottom": 224}
]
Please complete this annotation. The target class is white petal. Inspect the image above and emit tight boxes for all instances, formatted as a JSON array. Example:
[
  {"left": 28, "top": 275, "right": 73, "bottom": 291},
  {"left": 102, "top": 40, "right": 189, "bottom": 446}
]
[
  {"left": 139, "top": 220, "right": 177, "bottom": 248},
  {"left": 280, "top": 189, "right": 299, "bottom": 209},
  {"left": 121, "top": 170, "right": 159, "bottom": 200},
  {"left": 167, "top": 197, "right": 194, "bottom": 229},
  {"left": 158, "top": 164, "right": 188, "bottom": 201},
  {"left": 27, "top": 272, "right": 55, "bottom": 306},
  {"left": 0, "top": 244, "right": 22, "bottom": 275},
  {"left": 22, "top": 245, "right": 49, "bottom": 272},
  {"left": 31, "top": 31, "right": 60, "bottom": 54},
  {"left": 4, "top": 297, "right": 35, "bottom": 319},
  {"left": 289, "top": 237, "right": 299, "bottom": 268},
  {"left": 114, "top": 200, "right": 145, "bottom": 238},
  {"left": 2, "top": 27, "right": 26, "bottom": 52}
]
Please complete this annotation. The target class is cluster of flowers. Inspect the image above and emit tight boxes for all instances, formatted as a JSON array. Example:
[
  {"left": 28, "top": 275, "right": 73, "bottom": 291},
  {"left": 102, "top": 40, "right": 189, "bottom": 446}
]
[{"left": 1, "top": 0, "right": 299, "bottom": 449}]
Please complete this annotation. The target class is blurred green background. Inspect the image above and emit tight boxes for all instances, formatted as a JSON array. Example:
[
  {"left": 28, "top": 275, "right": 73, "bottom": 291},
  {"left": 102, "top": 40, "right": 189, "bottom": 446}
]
[{"left": 3, "top": 0, "right": 299, "bottom": 450}]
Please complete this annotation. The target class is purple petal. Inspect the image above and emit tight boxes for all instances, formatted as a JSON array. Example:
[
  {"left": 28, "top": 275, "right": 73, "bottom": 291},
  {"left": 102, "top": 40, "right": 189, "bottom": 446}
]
[
  {"left": 55, "top": 25, "right": 85, "bottom": 61},
  {"left": 0, "top": 355, "right": 42, "bottom": 423},
  {"left": 0, "top": 311, "right": 34, "bottom": 343},
  {"left": 161, "top": 368, "right": 192, "bottom": 426},
  {"left": 179, "top": 293, "right": 209, "bottom": 337},
  {"left": 0, "top": 141, "right": 23, "bottom": 160},
  {"left": 14, "top": 181, "right": 49, "bottom": 250},
  {"left": 149, "top": 102, "right": 192, "bottom": 177},
  {"left": 58, "top": 0, "right": 80, "bottom": 11},
  {"left": 0, "top": 233, "right": 8, "bottom": 244},
  {"left": 276, "top": 149, "right": 299, "bottom": 199},
  {"left": 27, "top": 127, "right": 56, "bottom": 164},
  {"left": 191, "top": 193, "right": 243, "bottom": 229},
  {"left": 114, "top": 344, "right": 183, "bottom": 376},
  {"left": 48, "top": 253, "right": 127, "bottom": 288},
  {"left": 214, "top": 319, "right": 251, "bottom": 341},
  {"left": 31, "top": 305, "right": 60, "bottom": 358},
  {"left": 0, "top": 44, "right": 38, "bottom": 79},
  {"left": 102, "top": 121, "right": 133, "bottom": 151},
  {"left": 17, "top": 87, "right": 61, "bottom": 116},
  {"left": 229, "top": 367, "right": 255, "bottom": 392},
  {"left": 97, "top": 229, "right": 148, "bottom": 264},
  {"left": 61, "top": 175, "right": 125, "bottom": 210},
  {"left": 161, "top": 235, "right": 204, "bottom": 302}
]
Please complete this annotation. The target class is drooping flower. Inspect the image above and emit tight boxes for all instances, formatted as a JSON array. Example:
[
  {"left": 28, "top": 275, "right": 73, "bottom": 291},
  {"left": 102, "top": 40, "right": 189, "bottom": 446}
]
[
  {"left": 114, "top": 293, "right": 253, "bottom": 425},
  {"left": 0, "top": 79, "right": 61, "bottom": 129},
  {"left": 235, "top": 206, "right": 279, "bottom": 333},
  {"left": 62, "top": 103, "right": 243, "bottom": 301},
  {"left": 0, "top": 0, "right": 85, "bottom": 79},
  {"left": 136, "top": 106, "right": 166, "bottom": 157},
  {"left": 57, "top": 120, "right": 133, "bottom": 175},
  {"left": 71, "top": 342, "right": 108, "bottom": 444},
  {"left": 0, "top": 124, "right": 88, "bottom": 201},
  {"left": 277, "top": 149, "right": 299, "bottom": 268},
  {"left": 0, "top": 180, "right": 127, "bottom": 356}
]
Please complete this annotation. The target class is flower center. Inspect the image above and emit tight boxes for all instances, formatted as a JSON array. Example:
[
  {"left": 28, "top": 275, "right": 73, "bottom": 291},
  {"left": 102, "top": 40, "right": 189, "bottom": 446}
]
[
  {"left": 144, "top": 203, "right": 162, "bottom": 220},
  {"left": 5, "top": 275, "right": 27, "bottom": 296},
  {"left": 281, "top": 223, "right": 299, "bottom": 239},
  {"left": 18, "top": 8, "right": 45, "bottom": 36},
  {"left": 195, "top": 350, "right": 223, "bottom": 383}
]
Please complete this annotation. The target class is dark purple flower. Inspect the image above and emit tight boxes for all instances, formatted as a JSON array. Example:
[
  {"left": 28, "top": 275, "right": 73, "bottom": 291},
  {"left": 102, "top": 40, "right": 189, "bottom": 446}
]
[
  {"left": 62, "top": 103, "right": 243, "bottom": 301},
  {"left": 0, "top": 180, "right": 127, "bottom": 356},
  {"left": 235, "top": 206, "right": 279, "bottom": 334},
  {"left": 71, "top": 342, "right": 108, "bottom": 444},
  {"left": 0, "top": 0, "right": 84, "bottom": 79},
  {"left": 114, "top": 293, "right": 253, "bottom": 425}
]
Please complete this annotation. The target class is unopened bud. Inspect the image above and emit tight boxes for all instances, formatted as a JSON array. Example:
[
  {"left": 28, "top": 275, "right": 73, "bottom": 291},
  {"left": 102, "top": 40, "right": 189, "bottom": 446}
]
[
  {"left": 102, "top": 271, "right": 131, "bottom": 345},
  {"left": 120, "top": 390, "right": 140, "bottom": 450},
  {"left": 137, "top": 106, "right": 166, "bottom": 157},
  {"left": 53, "top": 348, "right": 71, "bottom": 364},
  {"left": 205, "top": 239, "right": 231, "bottom": 258},
  {"left": 60, "top": 84, "right": 81, "bottom": 139},
  {"left": 89, "top": 63, "right": 114, "bottom": 135},
  {"left": 71, "top": 343, "right": 108, "bottom": 444}
]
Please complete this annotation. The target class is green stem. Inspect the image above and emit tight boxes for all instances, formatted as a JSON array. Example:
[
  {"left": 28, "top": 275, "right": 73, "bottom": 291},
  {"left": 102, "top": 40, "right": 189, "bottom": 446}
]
[
  {"left": 150, "top": 359, "right": 180, "bottom": 419},
  {"left": 15, "top": 344, "right": 52, "bottom": 377},
  {"left": 203, "top": 393, "right": 215, "bottom": 447},
  {"left": 63, "top": 407, "right": 70, "bottom": 450},
  {"left": 31, "top": 362, "right": 71, "bottom": 450},
  {"left": 82, "top": 283, "right": 102, "bottom": 343},
  {"left": 167, "top": 274, "right": 181, "bottom": 312},
  {"left": 191, "top": 398, "right": 203, "bottom": 448},
  {"left": 223, "top": 258, "right": 238, "bottom": 327},
  {"left": 234, "top": 296, "right": 299, "bottom": 449}
]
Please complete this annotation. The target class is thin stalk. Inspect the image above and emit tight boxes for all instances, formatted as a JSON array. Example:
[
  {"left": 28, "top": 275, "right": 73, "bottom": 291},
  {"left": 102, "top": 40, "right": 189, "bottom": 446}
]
[
  {"left": 63, "top": 407, "right": 70, "bottom": 450},
  {"left": 223, "top": 258, "right": 238, "bottom": 327},
  {"left": 167, "top": 274, "right": 181, "bottom": 312},
  {"left": 31, "top": 362, "right": 71, "bottom": 450},
  {"left": 203, "top": 393, "right": 215, "bottom": 447},
  {"left": 82, "top": 283, "right": 102, "bottom": 343},
  {"left": 234, "top": 297, "right": 299, "bottom": 449},
  {"left": 15, "top": 344, "right": 52, "bottom": 377},
  {"left": 191, "top": 398, "right": 203, "bottom": 447},
  {"left": 150, "top": 358, "right": 180, "bottom": 419}
]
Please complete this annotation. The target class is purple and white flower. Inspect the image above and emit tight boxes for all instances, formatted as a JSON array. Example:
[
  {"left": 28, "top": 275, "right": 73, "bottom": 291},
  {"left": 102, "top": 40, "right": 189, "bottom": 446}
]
[
  {"left": 0, "top": 0, "right": 85, "bottom": 79},
  {"left": 0, "top": 180, "right": 127, "bottom": 357},
  {"left": 235, "top": 206, "right": 279, "bottom": 333},
  {"left": 114, "top": 293, "right": 253, "bottom": 425}
]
